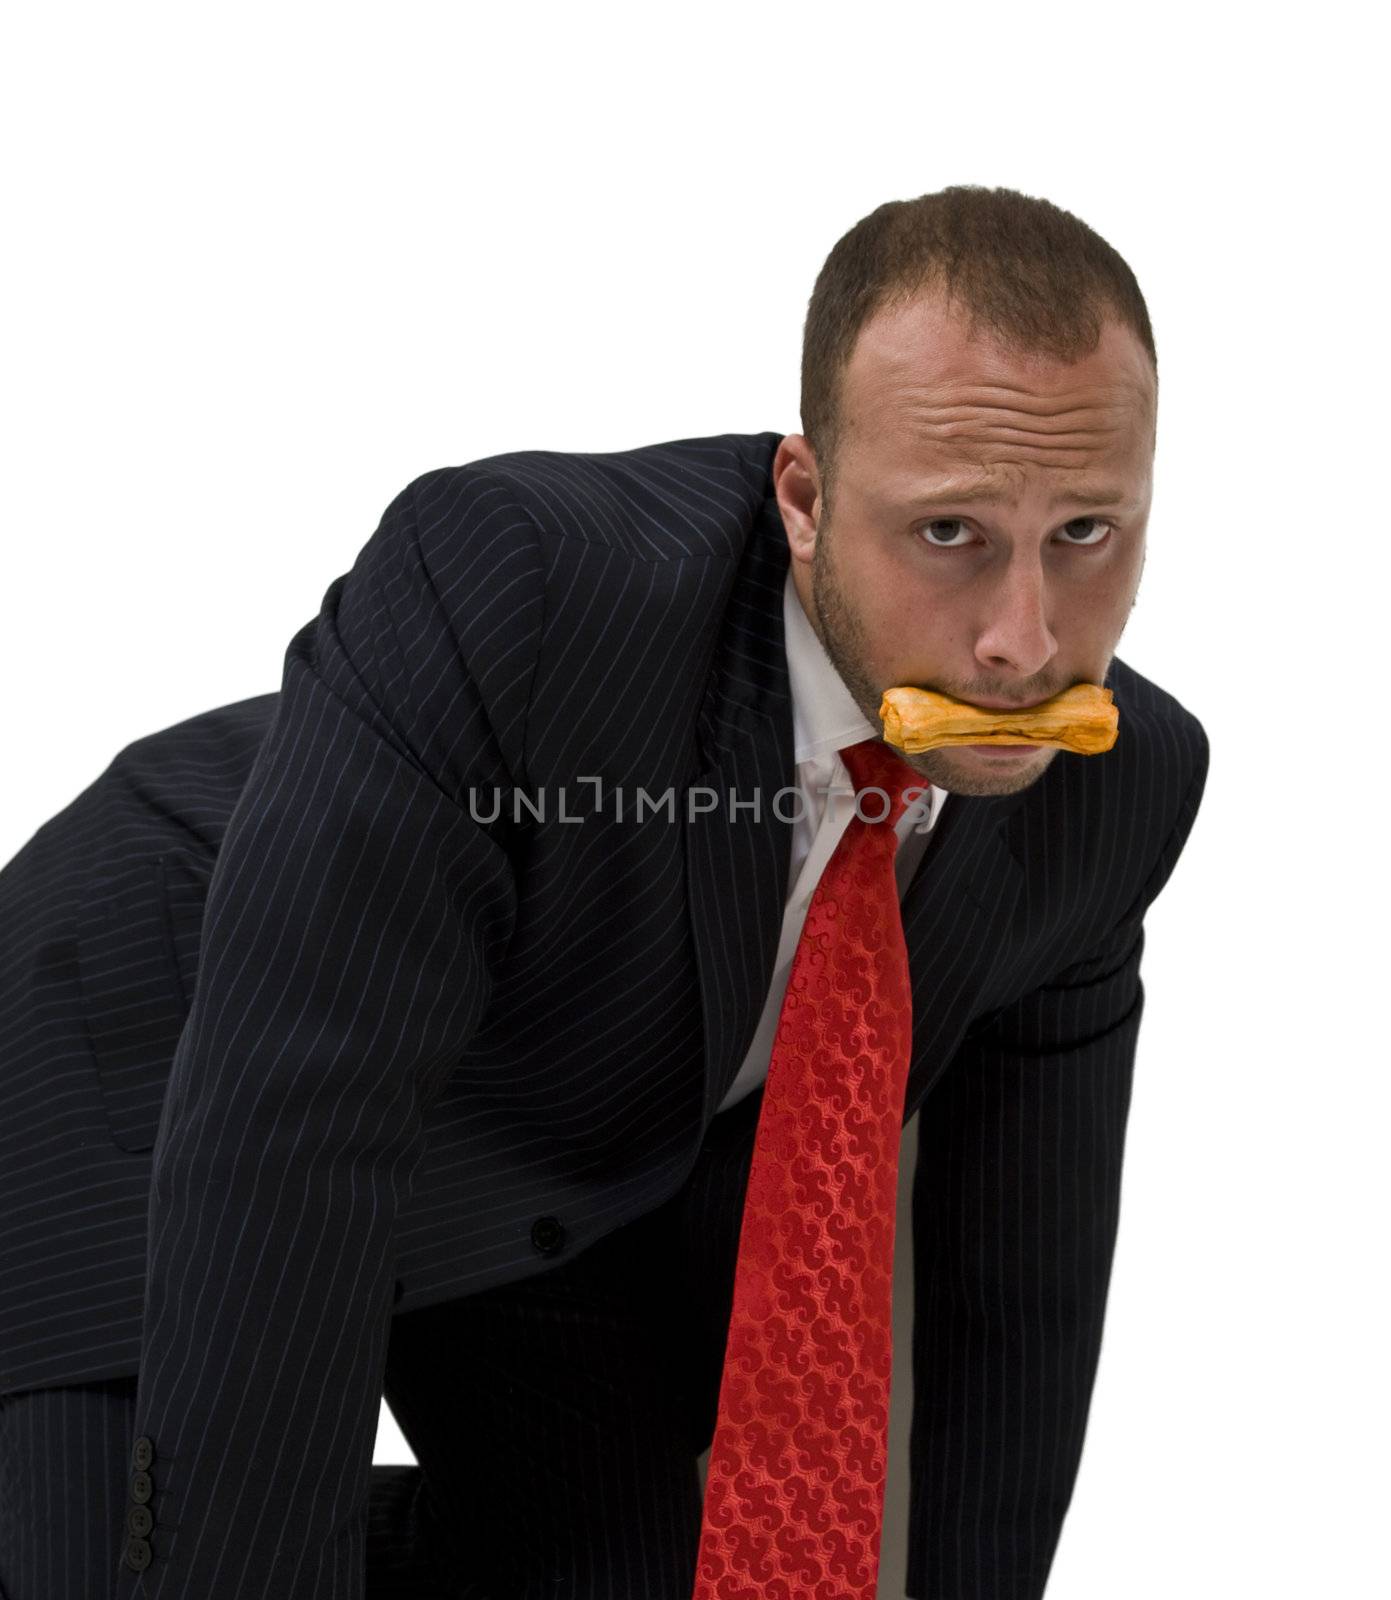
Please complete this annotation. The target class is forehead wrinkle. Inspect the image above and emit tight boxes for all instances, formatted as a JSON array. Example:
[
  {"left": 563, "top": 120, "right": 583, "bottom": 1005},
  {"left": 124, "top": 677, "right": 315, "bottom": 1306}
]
[
  {"left": 932, "top": 418, "right": 1127, "bottom": 450},
  {"left": 846, "top": 366, "right": 1153, "bottom": 482},
  {"left": 879, "top": 410, "right": 1134, "bottom": 471},
  {"left": 930, "top": 376, "right": 1151, "bottom": 407},
  {"left": 861, "top": 344, "right": 1149, "bottom": 398},
  {"left": 947, "top": 423, "right": 1122, "bottom": 453},
  {"left": 905, "top": 389, "right": 1138, "bottom": 431},
  {"left": 869, "top": 429, "right": 1148, "bottom": 508}
]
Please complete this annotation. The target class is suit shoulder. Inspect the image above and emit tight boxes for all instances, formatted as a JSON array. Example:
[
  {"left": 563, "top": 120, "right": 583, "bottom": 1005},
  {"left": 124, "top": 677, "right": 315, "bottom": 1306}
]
[
  {"left": 401, "top": 430, "right": 784, "bottom": 563},
  {"left": 1106, "top": 655, "right": 1210, "bottom": 781}
]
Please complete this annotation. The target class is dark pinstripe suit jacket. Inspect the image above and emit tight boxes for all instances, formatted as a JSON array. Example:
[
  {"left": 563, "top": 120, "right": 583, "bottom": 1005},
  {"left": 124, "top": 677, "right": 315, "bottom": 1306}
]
[{"left": 0, "top": 428, "right": 1209, "bottom": 1596}]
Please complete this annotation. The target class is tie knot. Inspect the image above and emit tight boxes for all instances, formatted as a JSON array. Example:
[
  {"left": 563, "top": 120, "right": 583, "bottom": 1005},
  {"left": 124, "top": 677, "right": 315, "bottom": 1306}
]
[{"left": 839, "top": 737, "right": 928, "bottom": 830}]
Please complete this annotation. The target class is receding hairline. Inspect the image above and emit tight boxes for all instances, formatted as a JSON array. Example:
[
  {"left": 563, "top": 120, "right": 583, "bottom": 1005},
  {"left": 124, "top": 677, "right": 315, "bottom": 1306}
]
[{"left": 800, "top": 186, "right": 1160, "bottom": 515}]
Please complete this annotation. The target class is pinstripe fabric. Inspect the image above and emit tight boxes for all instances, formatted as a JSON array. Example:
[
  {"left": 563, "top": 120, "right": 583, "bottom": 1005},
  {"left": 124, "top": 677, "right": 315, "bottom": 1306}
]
[
  {"left": 377, "top": 1082, "right": 772, "bottom": 1600},
  {"left": 0, "top": 1379, "right": 453, "bottom": 1599},
  {"left": 0, "top": 1087, "right": 761, "bottom": 1600},
  {"left": 0, "top": 429, "right": 1209, "bottom": 1598},
  {"left": 0, "top": 1380, "right": 136, "bottom": 1600}
]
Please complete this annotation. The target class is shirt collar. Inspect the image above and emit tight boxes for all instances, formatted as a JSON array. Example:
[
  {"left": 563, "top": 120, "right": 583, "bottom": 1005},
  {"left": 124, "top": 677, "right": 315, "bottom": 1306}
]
[{"left": 784, "top": 566, "right": 878, "bottom": 768}]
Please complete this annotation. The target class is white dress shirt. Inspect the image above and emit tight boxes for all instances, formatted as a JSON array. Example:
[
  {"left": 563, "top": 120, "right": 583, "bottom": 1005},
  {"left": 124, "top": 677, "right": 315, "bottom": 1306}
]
[{"left": 714, "top": 570, "right": 950, "bottom": 1114}]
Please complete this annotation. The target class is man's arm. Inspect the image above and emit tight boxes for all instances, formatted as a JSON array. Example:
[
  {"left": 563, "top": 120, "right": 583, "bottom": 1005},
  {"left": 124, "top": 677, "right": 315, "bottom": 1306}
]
[
  {"left": 115, "top": 470, "right": 544, "bottom": 1598},
  {"left": 905, "top": 731, "right": 1210, "bottom": 1600}
]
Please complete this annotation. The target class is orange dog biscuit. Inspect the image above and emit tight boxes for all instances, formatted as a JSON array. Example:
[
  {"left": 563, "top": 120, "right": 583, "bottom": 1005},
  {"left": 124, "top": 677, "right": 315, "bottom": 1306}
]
[{"left": 878, "top": 683, "right": 1118, "bottom": 755}]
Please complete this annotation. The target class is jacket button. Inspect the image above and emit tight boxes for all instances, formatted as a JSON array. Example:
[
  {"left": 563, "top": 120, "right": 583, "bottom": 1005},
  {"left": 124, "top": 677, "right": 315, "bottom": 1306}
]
[
  {"left": 132, "top": 1435, "right": 154, "bottom": 1470},
  {"left": 530, "top": 1216, "right": 566, "bottom": 1255},
  {"left": 127, "top": 1503, "right": 154, "bottom": 1537},
  {"left": 123, "top": 1536, "right": 152, "bottom": 1571},
  {"left": 130, "top": 1470, "right": 153, "bottom": 1504}
]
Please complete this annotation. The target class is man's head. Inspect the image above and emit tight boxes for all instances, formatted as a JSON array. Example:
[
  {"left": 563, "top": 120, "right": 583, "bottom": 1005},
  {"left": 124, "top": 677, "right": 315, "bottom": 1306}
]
[{"left": 775, "top": 185, "right": 1157, "bottom": 797}]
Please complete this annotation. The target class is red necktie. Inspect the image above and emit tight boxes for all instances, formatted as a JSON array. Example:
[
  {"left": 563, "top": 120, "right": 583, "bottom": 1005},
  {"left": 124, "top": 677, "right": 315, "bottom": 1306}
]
[{"left": 692, "top": 736, "right": 925, "bottom": 1599}]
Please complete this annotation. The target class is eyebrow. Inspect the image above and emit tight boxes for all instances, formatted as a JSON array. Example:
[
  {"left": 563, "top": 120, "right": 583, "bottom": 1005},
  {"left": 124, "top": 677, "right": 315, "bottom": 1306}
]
[{"left": 910, "top": 481, "right": 1135, "bottom": 510}]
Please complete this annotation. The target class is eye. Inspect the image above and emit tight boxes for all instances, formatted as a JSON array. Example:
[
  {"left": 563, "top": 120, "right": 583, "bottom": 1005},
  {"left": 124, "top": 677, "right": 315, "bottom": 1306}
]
[
  {"left": 917, "top": 516, "right": 1113, "bottom": 548},
  {"left": 1057, "top": 517, "right": 1112, "bottom": 545}
]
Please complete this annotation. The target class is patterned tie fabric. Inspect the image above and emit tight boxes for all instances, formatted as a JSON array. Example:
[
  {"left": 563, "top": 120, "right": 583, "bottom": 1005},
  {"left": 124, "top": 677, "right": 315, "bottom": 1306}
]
[{"left": 692, "top": 736, "right": 926, "bottom": 1599}]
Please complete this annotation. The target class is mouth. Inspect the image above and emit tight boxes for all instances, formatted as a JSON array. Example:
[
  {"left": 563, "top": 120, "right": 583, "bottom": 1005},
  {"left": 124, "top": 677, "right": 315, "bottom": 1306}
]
[{"left": 964, "top": 694, "right": 1056, "bottom": 711}]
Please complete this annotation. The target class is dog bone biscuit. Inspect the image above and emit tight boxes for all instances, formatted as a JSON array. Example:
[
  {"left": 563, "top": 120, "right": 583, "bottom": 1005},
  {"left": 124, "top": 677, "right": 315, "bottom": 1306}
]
[{"left": 878, "top": 683, "right": 1118, "bottom": 755}]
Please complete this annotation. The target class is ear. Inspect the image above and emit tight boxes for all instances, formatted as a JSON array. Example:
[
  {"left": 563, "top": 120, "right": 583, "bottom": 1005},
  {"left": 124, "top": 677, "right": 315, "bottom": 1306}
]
[{"left": 771, "top": 434, "right": 824, "bottom": 566}]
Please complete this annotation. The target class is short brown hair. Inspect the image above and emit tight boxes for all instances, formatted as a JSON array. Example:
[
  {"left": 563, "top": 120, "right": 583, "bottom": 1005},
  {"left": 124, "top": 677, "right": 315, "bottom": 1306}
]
[{"left": 800, "top": 184, "right": 1158, "bottom": 511}]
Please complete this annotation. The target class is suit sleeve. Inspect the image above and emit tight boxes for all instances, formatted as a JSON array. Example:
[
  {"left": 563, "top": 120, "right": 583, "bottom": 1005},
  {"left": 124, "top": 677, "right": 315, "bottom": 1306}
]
[
  {"left": 904, "top": 726, "right": 1210, "bottom": 1600},
  {"left": 115, "top": 471, "right": 544, "bottom": 1598}
]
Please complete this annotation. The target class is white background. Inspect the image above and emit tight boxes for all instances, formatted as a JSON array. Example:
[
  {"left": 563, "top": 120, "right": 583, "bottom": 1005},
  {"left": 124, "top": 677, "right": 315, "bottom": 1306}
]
[{"left": 2, "top": 4, "right": 1385, "bottom": 1596}]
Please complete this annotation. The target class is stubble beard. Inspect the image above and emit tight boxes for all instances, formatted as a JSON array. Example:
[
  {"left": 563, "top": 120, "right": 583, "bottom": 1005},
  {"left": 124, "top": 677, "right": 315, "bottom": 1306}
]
[{"left": 808, "top": 521, "right": 1048, "bottom": 799}]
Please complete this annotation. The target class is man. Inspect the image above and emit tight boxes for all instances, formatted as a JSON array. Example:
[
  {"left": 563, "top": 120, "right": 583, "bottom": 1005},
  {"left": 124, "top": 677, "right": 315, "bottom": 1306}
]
[{"left": 0, "top": 184, "right": 1208, "bottom": 1598}]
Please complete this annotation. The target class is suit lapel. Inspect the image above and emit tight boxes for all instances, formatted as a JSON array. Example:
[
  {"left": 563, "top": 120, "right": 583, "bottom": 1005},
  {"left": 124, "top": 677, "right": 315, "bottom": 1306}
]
[
  {"left": 899, "top": 785, "right": 1027, "bottom": 1111},
  {"left": 684, "top": 489, "right": 796, "bottom": 1123}
]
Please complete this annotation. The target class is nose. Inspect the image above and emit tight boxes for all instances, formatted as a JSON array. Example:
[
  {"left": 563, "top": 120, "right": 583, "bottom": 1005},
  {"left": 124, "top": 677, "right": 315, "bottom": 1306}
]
[{"left": 973, "top": 551, "right": 1058, "bottom": 679}]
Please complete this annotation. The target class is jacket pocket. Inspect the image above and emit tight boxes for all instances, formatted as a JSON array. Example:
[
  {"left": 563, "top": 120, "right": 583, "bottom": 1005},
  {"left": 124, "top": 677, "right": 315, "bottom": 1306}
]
[{"left": 76, "top": 846, "right": 213, "bottom": 1152}]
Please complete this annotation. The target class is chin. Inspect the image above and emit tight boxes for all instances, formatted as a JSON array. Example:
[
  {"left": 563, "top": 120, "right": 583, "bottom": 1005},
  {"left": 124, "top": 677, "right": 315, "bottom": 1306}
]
[{"left": 925, "top": 744, "right": 1054, "bottom": 798}]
